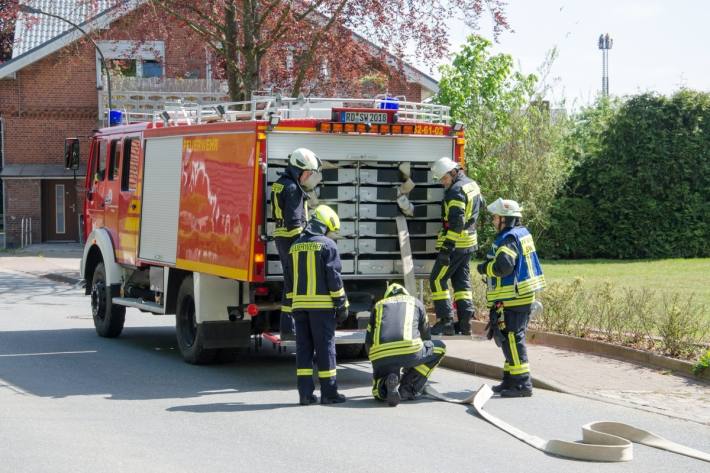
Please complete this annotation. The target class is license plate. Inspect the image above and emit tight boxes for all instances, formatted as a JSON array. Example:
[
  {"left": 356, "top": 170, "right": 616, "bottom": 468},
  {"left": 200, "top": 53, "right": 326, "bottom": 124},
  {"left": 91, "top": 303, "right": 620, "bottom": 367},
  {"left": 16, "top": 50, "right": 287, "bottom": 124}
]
[{"left": 340, "top": 111, "right": 389, "bottom": 124}]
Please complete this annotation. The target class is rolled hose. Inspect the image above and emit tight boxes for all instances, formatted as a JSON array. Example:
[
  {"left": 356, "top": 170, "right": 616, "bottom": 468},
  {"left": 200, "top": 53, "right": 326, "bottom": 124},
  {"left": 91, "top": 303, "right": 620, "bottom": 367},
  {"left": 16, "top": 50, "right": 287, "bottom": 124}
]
[{"left": 424, "top": 384, "right": 710, "bottom": 463}]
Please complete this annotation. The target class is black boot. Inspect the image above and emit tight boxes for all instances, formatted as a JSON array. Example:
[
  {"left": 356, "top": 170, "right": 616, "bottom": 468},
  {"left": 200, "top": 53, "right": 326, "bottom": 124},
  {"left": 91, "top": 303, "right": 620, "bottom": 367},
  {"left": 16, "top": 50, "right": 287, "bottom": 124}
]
[
  {"left": 431, "top": 319, "right": 455, "bottom": 336},
  {"left": 321, "top": 392, "right": 347, "bottom": 404},
  {"left": 491, "top": 373, "right": 512, "bottom": 394},
  {"left": 384, "top": 373, "right": 401, "bottom": 407},
  {"left": 299, "top": 394, "right": 318, "bottom": 405},
  {"left": 458, "top": 315, "right": 472, "bottom": 336},
  {"left": 500, "top": 384, "right": 533, "bottom": 398},
  {"left": 399, "top": 384, "right": 417, "bottom": 401}
]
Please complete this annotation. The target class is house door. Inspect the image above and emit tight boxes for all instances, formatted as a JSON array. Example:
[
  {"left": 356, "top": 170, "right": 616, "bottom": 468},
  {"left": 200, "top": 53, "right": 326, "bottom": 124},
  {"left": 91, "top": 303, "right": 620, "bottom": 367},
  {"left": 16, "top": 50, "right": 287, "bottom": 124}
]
[{"left": 42, "top": 179, "right": 79, "bottom": 241}]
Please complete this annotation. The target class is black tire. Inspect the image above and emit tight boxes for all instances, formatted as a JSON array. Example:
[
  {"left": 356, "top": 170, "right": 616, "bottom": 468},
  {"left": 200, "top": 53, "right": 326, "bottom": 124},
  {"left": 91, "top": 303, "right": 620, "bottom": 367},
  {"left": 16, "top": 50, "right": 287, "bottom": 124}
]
[
  {"left": 91, "top": 262, "right": 125, "bottom": 338},
  {"left": 175, "top": 276, "right": 217, "bottom": 364},
  {"left": 336, "top": 343, "right": 366, "bottom": 360}
]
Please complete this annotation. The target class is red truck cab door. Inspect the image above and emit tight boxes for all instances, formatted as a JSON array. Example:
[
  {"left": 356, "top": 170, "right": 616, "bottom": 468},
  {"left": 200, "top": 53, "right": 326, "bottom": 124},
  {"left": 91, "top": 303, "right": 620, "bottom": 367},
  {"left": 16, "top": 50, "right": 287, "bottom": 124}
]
[
  {"left": 116, "top": 136, "right": 142, "bottom": 265},
  {"left": 85, "top": 137, "right": 108, "bottom": 234},
  {"left": 103, "top": 138, "right": 122, "bottom": 247}
]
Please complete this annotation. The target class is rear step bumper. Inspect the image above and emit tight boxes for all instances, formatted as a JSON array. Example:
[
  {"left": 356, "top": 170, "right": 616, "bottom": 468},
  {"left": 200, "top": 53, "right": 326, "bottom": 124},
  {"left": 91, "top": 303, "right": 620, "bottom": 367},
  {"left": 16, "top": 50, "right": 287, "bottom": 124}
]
[{"left": 261, "top": 330, "right": 366, "bottom": 347}]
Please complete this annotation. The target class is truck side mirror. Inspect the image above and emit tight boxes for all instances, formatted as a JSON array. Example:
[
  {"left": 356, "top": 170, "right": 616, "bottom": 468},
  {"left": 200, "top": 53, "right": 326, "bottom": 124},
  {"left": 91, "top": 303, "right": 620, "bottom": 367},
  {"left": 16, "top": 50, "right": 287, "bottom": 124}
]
[{"left": 64, "top": 138, "right": 80, "bottom": 170}]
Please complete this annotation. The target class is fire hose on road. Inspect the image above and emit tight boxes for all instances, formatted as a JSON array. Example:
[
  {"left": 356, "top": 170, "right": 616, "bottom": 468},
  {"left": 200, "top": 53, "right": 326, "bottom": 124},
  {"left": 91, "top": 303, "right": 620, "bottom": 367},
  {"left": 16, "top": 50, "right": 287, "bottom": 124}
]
[{"left": 424, "top": 384, "right": 710, "bottom": 463}]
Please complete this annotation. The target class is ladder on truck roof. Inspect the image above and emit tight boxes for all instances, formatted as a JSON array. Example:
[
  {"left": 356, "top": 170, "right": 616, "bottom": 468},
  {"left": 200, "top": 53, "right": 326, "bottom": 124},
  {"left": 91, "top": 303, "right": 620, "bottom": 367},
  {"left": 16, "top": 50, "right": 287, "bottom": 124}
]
[{"left": 107, "top": 95, "right": 452, "bottom": 127}]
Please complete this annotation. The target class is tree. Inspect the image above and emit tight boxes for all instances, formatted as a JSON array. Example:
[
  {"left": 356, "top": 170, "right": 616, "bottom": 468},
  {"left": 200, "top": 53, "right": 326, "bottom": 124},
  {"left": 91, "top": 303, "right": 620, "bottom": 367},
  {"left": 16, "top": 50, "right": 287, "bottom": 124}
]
[
  {"left": 436, "top": 35, "right": 573, "bottom": 248},
  {"left": 0, "top": 0, "right": 18, "bottom": 63},
  {"left": 4, "top": 1, "right": 508, "bottom": 101},
  {"left": 146, "top": 0, "right": 509, "bottom": 101},
  {"left": 544, "top": 91, "right": 710, "bottom": 259}
]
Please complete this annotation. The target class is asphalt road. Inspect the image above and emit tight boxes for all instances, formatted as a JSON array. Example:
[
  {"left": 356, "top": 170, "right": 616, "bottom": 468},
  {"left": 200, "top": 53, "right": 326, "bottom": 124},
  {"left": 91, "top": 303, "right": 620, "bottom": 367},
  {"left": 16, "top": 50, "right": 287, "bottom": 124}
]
[{"left": 1, "top": 269, "right": 709, "bottom": 473}]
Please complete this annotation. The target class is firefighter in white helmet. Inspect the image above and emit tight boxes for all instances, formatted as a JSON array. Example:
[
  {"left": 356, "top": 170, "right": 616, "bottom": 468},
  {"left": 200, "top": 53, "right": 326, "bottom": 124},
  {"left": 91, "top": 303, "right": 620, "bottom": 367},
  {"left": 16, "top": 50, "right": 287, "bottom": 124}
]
[
  {"left": 270, "top": 148, "right": 322, "bottom": 340},
  {"left": 476, "top": 198, "right": 546, "bottom": 397},
  {"left": 429, "top": 157, "right": 484, "bottom": 336}
]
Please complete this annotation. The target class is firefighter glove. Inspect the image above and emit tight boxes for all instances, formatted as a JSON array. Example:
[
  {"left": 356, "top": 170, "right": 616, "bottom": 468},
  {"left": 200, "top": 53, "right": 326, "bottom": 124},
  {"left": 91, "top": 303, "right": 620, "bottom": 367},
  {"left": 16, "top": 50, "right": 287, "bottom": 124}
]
[
  {"left": 335, "top": 305, "right": 349, "bottom": 323},
  {"left": 476, "top": 262, "right": 488, "bottom": 275}
]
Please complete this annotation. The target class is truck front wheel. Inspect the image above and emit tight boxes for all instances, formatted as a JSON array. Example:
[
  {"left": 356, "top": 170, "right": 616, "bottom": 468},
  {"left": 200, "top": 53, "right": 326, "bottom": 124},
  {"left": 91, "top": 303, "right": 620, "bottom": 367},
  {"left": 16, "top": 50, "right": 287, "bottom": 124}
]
[
  {"left": 91, "top": 262, "right": 126, "bottom": 338},
  {"left": 175, "top": 275, "right": 217, "bottom": 364}
]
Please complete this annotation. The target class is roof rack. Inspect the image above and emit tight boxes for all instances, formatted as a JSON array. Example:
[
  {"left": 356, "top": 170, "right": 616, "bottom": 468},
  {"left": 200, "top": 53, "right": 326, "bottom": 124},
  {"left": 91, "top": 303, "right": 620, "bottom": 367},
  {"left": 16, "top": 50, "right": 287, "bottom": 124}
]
[{"left": 104, "top": 95, "right": 452, "bottom": 127}]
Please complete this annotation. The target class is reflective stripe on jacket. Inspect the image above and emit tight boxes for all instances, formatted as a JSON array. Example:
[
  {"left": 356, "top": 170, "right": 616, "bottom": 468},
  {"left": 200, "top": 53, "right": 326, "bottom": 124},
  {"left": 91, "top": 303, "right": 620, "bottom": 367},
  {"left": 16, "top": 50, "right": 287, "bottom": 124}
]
[
  {"left": 271, "top": 171, "right": 307, "bottom": 238},
  {"left": 437, "top": 171, "right": 482, "bottom": 250},
  {"left": 485, "top": 225, "right": 546, "bottom": 307},
  {"left": 290, "top": 233, "right": 347, "bottom": 310},
  {"left": 366, "top": 295, "right": 430, "bottom": 362}
]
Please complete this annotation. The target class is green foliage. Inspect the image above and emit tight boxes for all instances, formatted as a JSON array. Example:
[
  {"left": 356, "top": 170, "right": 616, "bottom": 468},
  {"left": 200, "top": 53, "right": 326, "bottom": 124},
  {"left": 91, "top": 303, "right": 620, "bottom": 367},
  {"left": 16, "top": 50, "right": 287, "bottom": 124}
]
[
  {"left": 533, "top": 279, "right": 710, "bottom": 359},
  {"left": 543, "top": 90, "right": 710, "bottom": 258},
  {"left": 435, "top": 35, "right": 573, "bottom": 251},
  {"left": 693, "top": 350, "right": 710, "bottom": 375}
]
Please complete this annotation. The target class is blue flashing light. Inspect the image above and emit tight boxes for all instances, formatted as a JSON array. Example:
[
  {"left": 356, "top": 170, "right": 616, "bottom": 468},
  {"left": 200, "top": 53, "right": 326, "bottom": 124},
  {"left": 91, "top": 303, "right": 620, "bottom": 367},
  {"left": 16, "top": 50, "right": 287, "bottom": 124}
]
[
  {"left": 108, "top": 109, "right": 123, "bottom": 126},
  {"left": 379, "top": 97, "right": 399, "bottom": 110}
]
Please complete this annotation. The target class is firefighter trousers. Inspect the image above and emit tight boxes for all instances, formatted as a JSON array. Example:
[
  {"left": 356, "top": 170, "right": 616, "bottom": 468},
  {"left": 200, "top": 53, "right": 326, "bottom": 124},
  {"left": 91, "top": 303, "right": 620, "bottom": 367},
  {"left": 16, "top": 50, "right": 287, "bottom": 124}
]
[
  {"left": 495, "top": 306, "right": 532, "bottom": 389},
  {"left": 429, "top": 248, "right": 475, "bottom": 324},
  {"left": 275, "top": 236, "right": 297, "bottom": 336},
  {"left": 293, "top": 309, "right": 339, "bottom": 399},
  {"left": 371, "top": 340, "right": 446, "bottom": 401}
]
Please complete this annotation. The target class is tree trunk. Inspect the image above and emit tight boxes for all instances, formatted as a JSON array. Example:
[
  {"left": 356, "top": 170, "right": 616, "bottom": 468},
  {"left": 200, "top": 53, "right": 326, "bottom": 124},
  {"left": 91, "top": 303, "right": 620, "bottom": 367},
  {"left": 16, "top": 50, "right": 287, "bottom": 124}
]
[
  {"left": 224, "top": 1, "right": 243, "bottom": 102},
  {"left": 242, "top": 0, "right": 261, "bottom": 102}
]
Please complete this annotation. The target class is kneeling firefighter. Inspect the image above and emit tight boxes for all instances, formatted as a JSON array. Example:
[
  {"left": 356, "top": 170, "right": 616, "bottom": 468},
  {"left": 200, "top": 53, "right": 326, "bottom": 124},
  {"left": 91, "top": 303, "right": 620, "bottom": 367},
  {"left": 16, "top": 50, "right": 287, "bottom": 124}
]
[
  {"left": 476, "top": 198, "right": 546, "bottom": 397},
  {"left": 366, "top": 283, "right": 447, "bottom": 407},
  {"left": 271, "top": 148, "right": 322, "bottom": 340},
  {"left": 290, "top": 205, "right": 349, "bottom": 405}
]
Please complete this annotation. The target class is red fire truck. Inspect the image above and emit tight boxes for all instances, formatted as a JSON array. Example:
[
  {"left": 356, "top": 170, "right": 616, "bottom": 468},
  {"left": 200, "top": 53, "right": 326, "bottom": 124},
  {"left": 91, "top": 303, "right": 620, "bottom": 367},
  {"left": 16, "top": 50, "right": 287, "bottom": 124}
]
[{"left": 73, "top": 96, "right": 464, "bottom": 364}]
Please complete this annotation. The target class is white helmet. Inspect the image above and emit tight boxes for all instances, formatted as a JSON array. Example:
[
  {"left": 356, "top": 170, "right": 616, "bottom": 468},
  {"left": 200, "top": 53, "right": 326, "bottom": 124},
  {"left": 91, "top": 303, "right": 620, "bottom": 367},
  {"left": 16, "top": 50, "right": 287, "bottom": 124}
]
[
  {"left": 289, "top": 148, "right": 322, "bottom": 172},
  {"left": 487, "top": 197, "right": 523, "bottom": 217},
  {"left": 431, "top": 157, "right": 459, "bottom": 181}
]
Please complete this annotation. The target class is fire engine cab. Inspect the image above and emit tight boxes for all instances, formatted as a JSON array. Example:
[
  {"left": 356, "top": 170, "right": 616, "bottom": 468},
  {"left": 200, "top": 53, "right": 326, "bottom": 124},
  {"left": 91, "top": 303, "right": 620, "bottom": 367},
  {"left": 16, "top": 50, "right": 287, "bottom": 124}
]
[{"left": 74, "top": 96, "right": 464, "bottom": 364}]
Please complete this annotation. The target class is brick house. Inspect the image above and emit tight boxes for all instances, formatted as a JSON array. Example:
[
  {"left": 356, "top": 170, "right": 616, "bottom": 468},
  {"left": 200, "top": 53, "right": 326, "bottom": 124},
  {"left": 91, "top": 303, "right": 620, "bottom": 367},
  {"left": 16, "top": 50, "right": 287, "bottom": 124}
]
[{"left": 0, "top": 0, "right": 439, "bottom": 248}]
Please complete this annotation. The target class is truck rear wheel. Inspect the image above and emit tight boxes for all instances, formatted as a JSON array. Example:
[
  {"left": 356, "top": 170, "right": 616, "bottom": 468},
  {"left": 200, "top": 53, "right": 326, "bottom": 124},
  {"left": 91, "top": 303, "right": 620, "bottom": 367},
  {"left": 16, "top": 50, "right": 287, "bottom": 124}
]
[
  {"left": 175, "top": 275, "right": 217, "bottom": 364},
  {"left": 91, "top": 262, "right": 126, "bottom": 338}
]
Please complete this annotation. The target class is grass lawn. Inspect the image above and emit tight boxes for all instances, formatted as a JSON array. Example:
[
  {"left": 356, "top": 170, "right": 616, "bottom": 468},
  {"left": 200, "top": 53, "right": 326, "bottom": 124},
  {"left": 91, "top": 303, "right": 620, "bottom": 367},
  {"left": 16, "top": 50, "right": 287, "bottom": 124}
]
[{"left": 542, "top": 258, "right": 710, "bottom": 308}]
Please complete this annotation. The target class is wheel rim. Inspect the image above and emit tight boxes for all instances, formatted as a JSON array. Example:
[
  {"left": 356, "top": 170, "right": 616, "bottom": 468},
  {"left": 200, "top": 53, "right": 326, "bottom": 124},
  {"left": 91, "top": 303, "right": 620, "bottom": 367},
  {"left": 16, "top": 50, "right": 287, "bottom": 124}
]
[
  {"left": 178, "top": 295, "right": 197, "bottom": 348},
  {"left": 91, "top": 280, "right": 107, "bottom": 320}
]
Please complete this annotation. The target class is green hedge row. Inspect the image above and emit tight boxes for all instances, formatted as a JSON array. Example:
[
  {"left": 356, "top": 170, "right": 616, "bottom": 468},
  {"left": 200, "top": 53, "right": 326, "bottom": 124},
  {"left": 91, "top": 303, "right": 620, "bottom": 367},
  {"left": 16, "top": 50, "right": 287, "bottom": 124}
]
[{"left": 541, "top": 90, "right": 710, "bottom": 259}]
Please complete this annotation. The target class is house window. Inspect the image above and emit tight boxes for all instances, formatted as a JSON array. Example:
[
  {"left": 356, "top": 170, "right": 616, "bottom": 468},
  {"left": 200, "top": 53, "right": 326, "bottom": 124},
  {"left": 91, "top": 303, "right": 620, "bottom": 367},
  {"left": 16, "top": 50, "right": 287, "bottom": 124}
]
[
  {"left": 97, "top": 41, "right": 165, "bottom": 82},
  {"left": 142, "top": 60, "right": 163, "bottom": 78},
  {"left": 55, "top": 184, "right": 65, "bottom": 234}
]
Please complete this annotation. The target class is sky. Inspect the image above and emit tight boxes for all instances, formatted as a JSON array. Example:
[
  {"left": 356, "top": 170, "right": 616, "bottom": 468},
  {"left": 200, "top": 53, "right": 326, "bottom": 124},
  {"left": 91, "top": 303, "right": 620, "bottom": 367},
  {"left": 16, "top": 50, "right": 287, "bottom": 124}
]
[{"left": 420, "top": 0, "right": 710, "bottom": 108}]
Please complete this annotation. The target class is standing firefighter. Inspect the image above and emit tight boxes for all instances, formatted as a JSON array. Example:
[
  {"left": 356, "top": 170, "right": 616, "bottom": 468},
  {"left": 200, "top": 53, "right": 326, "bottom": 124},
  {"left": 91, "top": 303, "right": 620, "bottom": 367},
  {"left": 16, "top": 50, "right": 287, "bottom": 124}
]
[
  {"left": 271, "top": 148, "right": 322, "bottom": 339},
  {"left": 366, "top": 283, "right": 446, "bottom": 406},
  {"left": 429, "top": 157, "right": 484, "bottom": 336},
  {"left": 290, "top": 205, "right": 349, "bottom": 405},
  {"left": 476, "top": 198, "right": 546, "bottom": 397}
]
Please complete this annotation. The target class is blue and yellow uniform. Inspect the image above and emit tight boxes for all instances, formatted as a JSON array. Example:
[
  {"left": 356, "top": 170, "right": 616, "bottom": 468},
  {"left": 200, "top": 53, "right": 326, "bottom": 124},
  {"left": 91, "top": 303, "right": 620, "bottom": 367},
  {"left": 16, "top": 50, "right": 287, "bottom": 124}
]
[
  {"left": 290, "top": 205, "right": 348, "bottom": 405},
  {"left": 430, "top": 170, "right": 483, "bottom": 335},
  {"left": 366, "top": 284, "right": 446, "bottom": 406},
  {"left": 478, "top": 221, "right": 546, "bottom": 397}
]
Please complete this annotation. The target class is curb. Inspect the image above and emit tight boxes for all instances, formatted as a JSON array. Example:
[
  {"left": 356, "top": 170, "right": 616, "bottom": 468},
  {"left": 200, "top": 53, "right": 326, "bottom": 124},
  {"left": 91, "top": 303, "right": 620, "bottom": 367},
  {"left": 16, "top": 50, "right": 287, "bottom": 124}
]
[
  {"left": 441, "top": 355, "right": 567, "bottom": 393},
  {"left": 471, "top": 320, "right": 710, "bottom": 383}
]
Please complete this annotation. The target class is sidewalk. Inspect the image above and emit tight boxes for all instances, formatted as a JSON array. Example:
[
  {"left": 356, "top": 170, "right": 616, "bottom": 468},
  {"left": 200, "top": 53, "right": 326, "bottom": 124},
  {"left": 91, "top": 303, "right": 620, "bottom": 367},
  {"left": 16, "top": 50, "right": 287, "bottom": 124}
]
[{"left": 1, "top": 246, "right": 708, "bottom": 425}]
